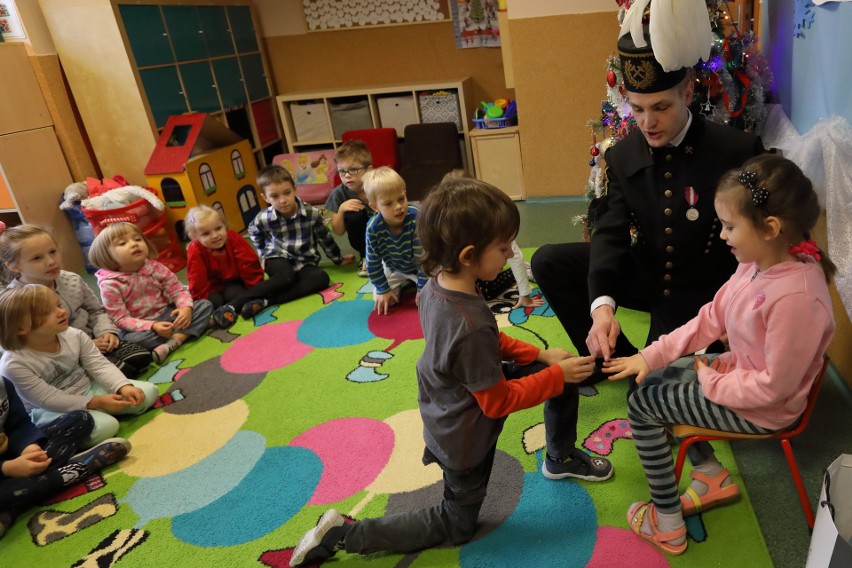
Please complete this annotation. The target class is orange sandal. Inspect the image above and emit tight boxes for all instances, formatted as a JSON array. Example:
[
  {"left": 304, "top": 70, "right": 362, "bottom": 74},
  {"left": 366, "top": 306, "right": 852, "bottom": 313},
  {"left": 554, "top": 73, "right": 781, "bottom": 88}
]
[
  {"left": 627, "top": 501, "right": 687, "bottom": 556},
  {"left": 680, "top": 468, "right": 740, "bottom": 516}
]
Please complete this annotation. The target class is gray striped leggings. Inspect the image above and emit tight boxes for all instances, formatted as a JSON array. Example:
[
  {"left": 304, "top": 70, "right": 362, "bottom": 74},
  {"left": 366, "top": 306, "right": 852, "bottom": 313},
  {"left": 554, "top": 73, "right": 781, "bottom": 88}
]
[{"left": 627, "top": 356, "right": 773, "bottom": 513}]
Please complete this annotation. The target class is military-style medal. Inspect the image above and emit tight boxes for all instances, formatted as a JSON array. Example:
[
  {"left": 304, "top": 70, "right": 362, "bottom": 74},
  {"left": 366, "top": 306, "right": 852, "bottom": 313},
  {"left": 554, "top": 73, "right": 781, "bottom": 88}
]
[{"left": 685, "top": 186, "right": 699, "bottom": 221}]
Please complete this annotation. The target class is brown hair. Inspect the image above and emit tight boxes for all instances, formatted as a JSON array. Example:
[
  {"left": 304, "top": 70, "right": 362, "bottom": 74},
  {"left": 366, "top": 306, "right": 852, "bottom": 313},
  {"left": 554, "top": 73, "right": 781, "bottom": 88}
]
[
  {"left": 184, "top": 205, "right": 226, "bottom": 240},
  {"left": 0, "top": 284, "right": 59, "bottom": 350},
  {"left": 88, "top": 222, "right": 158, "bottom": 272},
  {"left": 256, "top": 165, "right": 295, "bottom": 195},
  {"left": 0, "top": 224, "right": 55, "bottom": 285},
  {"left": 418, "top": 178, "right": 519, "bottom": 275},
  {"left": 716, "top": 154, "right": 837, "bottom": 282},
  {"left": 362, "top": 166, "right": 406, "bottom": 204},
  {"left": 440, "top": 169, "right": 474, "bottom": 184},
  {"left": 333, "top": 140, "right": 372, "bottom": 167}
]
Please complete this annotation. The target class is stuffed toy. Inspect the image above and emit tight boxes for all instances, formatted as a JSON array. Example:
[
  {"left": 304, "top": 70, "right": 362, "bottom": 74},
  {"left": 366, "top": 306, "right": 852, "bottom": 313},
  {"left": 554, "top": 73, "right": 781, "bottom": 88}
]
[
  {"left": 59, "top": 181, "right": 89, "bottom": 211},
  {"left": 82, "top": 185, "right": 165, "bottom": 211}
]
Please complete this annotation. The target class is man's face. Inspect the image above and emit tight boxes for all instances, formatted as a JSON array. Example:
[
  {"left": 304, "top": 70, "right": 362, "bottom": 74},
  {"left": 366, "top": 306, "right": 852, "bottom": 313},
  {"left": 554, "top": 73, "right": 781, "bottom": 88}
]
[{"left": 626, "top": 81, "right": 693, "bottom": 148}]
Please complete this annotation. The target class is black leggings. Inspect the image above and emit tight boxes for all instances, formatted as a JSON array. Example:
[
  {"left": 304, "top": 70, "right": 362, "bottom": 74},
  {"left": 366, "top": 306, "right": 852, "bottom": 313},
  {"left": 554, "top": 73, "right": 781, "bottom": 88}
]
[
  {"left": 209, "top": 259, "right": 331, "bottom": 310},
  {"left": 0, "top": 410, "right": 93, "bottom": 511}
]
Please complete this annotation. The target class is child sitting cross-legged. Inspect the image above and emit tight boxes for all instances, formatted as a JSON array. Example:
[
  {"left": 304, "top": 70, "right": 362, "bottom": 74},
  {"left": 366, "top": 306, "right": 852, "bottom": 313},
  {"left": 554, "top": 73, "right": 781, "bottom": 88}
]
[
  {"left": 89, "top": 223, "right": 214, "bottom": 364},
  {"left": 362, "top": 167, "right": 427, "bottom": 314},
  {"left": 248, "top": 166, "right": 354, "bottom": 310},
  {"left": 0, "top": 284, "right": 156, "bottom": 449},
  {"left": 604, "top": 154, "right": 836, "bottom": 556},
  {"left": 289, "top": 177, "right": 612, "bottom": 567},
  {"left": 184, "top": 206, "right": 273, "bottom": 328}
]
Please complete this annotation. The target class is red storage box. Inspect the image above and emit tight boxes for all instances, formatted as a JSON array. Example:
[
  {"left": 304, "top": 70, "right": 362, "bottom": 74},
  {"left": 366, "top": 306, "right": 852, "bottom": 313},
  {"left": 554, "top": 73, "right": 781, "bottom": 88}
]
[{"left": 83, "top": 199, "right": 186, "bottom": 273}]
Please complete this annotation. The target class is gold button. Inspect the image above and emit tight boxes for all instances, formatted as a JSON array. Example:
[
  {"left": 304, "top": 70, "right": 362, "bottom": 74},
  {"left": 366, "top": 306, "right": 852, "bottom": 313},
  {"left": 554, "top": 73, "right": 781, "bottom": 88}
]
[
  {"left": 665, "top": 154, "right": 673, "bottom": 161},
  {"left": 665, "top": 227, "right": 673, "bottom": 235},
  {"left": 666, "top": 245, "right": 674, "bottom": 253},
  {"left": 706, "top": 241, "right": 713, "bottom": 246},
  {"left": 663, "top": 289, "right": 671, "bottom": 297},
  {"left": 664, "top": 208, "right": 672, "bottom": 216},
  {"left": 704, "top": 249, "right": 710, "bottom": 254},
  {"left": 664, "top": 189, "right": 673, "bottom": 198},
  {"left": 665, "top": 262, "right": 673, "bottom": 269},
  {"left": 664, "top": 172, "right": 673, "bottom": 179},
  {"left": 664, "top": 274, "right": 672, "bottom": 281}
]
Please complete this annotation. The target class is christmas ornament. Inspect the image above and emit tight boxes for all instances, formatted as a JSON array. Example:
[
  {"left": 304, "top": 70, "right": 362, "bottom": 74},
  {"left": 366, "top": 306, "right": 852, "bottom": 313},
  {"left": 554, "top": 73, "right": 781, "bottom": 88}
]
[{"left": 607, "top": 69, "right": 617, "bottom": 88}]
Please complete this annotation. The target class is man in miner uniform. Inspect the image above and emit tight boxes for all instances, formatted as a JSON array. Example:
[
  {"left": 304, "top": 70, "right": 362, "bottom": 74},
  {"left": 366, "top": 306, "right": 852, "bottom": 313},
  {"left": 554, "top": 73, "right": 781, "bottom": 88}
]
[{"left": 532, "top": 4, "right": 764, "bottom": 386}]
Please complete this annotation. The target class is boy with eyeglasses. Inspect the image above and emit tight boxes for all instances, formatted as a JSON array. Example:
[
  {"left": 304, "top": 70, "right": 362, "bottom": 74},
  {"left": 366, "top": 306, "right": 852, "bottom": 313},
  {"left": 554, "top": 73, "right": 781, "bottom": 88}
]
[{"left": 324, "top": 140, "right": 374, "bottom": 276}]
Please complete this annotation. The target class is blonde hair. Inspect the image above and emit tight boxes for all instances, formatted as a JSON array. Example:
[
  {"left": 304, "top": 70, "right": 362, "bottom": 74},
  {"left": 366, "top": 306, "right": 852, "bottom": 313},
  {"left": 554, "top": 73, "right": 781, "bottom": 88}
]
[
  {"left": 362, "top": 167, "right": 406, "bottom": 204},
  {"left": 334, "top": 140, "right": 372, "bottom": 167},
  {"left": 0, "top": 224, "right": 55, "bottom": 285},
  {"left": 88, "top": 223, "right": 158, "bottom": 272},
  {"left": 0, "top": 284, "right": 59, "bottom": 350},
  {"left": 184, "top": 205, "right": 226, "bottom": 240}
]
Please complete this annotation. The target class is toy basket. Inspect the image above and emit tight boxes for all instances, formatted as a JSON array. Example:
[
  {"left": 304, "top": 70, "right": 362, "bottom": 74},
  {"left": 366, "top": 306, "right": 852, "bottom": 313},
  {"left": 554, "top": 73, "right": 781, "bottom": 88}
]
[{"left": 472, "top": 116, "right": 517, "bottom": 129}]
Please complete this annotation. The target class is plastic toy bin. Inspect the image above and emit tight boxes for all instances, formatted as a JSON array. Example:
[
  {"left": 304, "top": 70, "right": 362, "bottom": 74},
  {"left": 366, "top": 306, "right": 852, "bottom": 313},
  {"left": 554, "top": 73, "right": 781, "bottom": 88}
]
[{"left": 82, "top": 198, "right": 186, "bottom": 272}]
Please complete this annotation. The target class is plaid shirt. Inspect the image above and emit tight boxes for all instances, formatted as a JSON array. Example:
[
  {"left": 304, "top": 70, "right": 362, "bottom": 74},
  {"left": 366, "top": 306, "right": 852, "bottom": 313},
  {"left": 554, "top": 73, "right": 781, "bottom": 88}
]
[{"left": 247, "top": 199, "right": 343, "bottom": 270}]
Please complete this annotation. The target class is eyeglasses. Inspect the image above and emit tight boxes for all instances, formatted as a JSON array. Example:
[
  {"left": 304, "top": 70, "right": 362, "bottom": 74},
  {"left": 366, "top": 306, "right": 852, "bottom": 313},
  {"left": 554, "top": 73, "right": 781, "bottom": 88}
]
[{"left": 337, "top": 166, "right": 368, "bottom": 177}]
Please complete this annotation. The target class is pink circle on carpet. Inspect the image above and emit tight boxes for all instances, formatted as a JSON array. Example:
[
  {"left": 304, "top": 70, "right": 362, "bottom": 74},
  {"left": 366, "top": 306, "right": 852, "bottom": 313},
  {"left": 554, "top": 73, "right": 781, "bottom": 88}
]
[
  {"left": 587, "top": 526, "right": 670, "bottom": 568},
  {"left": 174, "top": 368, "right": 190, "bottom": 381},
  {"left": 290, "top": 417, "right": 394, "bottom": 505},
  {"left": 367, "top": 295, "right": 423, "bottom": 350},
  {"left": 220, "top": 321, "right": 312, "bottom": 374}
]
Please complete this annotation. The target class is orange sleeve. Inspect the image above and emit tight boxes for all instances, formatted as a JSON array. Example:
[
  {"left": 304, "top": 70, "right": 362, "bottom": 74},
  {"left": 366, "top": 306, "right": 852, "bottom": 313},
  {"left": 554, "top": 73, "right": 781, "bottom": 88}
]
[
  {"left": 471, "top": 365, "right": 564, "bottom": 419},
  {"left": 498, "top": 332, "right": 541, "bottom": 366}
]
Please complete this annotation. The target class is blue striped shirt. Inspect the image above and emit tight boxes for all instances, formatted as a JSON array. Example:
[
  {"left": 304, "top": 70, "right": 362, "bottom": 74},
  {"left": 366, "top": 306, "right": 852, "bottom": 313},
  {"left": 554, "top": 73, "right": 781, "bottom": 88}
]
[
  {"left": 365, "top": 205, "right": 427, "bottom": 293},
  {"left": 247, "top": 199, "right": 343, "bottom": 270}
]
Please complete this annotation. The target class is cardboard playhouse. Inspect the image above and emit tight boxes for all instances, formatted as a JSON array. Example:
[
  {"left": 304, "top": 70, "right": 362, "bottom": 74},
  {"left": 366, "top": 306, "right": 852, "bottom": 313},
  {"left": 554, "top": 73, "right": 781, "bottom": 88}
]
[{"left": 144, "top": 113, "right": 262, "bottom": 241}]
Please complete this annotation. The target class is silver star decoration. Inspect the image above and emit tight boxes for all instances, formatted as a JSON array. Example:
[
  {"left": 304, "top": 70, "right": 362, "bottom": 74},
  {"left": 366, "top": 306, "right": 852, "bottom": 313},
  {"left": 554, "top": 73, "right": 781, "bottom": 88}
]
[{"left": 701, "top": 100, "right": 716, "bottom": 116}]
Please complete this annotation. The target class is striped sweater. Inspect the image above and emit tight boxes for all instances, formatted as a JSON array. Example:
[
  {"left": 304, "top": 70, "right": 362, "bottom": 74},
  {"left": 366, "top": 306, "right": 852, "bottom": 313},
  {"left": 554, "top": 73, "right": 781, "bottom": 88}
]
[{"left": 364, "top": 205, "right": 427, "bottom": 294}]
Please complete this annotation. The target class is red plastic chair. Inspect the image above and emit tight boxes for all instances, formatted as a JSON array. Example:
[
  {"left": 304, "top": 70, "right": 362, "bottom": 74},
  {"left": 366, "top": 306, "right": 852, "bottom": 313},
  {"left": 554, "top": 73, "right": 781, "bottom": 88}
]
[
  {"left": 331, "top": 128, "right": 400, "bottom": 186},
  {"left": 672, "top": 356, "right": 830, "bottom": 529}
]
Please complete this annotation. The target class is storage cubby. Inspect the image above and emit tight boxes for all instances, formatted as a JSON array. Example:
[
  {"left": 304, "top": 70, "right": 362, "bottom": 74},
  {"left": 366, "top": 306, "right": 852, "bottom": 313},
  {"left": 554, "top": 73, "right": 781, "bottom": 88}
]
[{"left": 276, "top": 78, "right": 475, "bottom": 172}]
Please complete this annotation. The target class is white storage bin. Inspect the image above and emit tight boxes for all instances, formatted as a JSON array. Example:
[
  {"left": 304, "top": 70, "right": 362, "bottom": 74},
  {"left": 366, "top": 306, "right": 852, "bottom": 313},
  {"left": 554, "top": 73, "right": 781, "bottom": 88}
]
[
  {"left": 328, "top": 98, "right": 373, "bottom": 139},
  {"left": 418, "top": 92, "right": 461, "bottom": 130},
  {"left": 290, "top": 101, "right": 331, "bottom": 142},
  {"left": 377, "top": 95, "right": 417, "bottom": 136}
]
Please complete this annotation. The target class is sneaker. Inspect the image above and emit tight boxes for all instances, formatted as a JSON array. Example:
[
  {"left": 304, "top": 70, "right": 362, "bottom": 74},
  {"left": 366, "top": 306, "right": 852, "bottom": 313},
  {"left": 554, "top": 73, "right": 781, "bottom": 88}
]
[
  {"left": 240, "top": 299, "right": 269, "bottom": 319},
  {"left": 152, "top": 338, "right": 182, "bottom": 364},
  {"left": 542, "top": 449, "right": 613, "bottom": 481},
  {"left": 70, "top": 437, "right": 131, "bottom": 471},
  {"left": 290, "top": 509, "right": 348, "bottom": 567},
  {"left": 213, "top": 305, "right": 237, "bottom": 328},
  {"left": 357, "top": 261, "right": 368, "bottom": 277},
  {"left": 111, "top": 341, "right": 153, "bottom": 371}
]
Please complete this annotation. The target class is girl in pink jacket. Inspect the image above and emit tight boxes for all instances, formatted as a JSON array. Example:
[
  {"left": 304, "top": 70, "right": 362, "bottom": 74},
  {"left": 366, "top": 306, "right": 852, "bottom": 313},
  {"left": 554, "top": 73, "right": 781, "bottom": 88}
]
[
  {"left": 89, "top": 223, "right": 213, "bottom": 365},
  {"left": 605, "top": 155, "right": 836, "bottom": 556}
]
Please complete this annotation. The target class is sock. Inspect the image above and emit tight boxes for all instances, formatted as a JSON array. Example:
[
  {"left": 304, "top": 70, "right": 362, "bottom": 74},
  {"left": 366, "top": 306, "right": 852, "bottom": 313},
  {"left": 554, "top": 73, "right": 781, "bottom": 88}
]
[
  {"left": 690, "top": 456, "right": 727, "bottom": 496},
  {"left": 152, "top": 337, "right": 183, "bottom": 364},
  {"left": 643, "top": 508, "right": 686, "bottom": 545},
  {"left": 58, "top": 462, "right": 90, "bottom": 486}
]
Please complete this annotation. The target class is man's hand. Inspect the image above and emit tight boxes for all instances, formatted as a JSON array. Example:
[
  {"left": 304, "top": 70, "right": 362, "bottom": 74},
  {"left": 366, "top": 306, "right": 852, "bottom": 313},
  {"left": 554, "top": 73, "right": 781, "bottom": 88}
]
[
  {"left": 586, "top": 305, "right": 620, "bottom": 360},
  {"left": 93, "top": 333, "right": 120, "bottom": 353},
  {"left": 603, "top": 353, "right": 651, "bottom": 383}
]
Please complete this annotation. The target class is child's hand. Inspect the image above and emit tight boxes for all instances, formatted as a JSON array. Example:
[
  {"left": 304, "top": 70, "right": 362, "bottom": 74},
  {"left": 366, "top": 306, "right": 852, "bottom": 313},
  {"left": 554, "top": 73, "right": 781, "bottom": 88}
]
[
  {"left": 118, "top": 385, "right": 145, "bottom": 406},
  {"left": 339, "top": 198, "right": 365, "bottom": 213},
  {"left": 340, "top": 253, "right": 356, "bottom": 266},
  {"left": 1, "top": 451, "right": 52, "bottom": 478},
  {"left": 556, "top": 355, "right": 597, "bottom": 384},
  {"left": 88, "top": 394, "right": 133, "bottom": 413},
  {"left": 374, "top": 290, "right": 399, "bottom": 315},
  {"left": 93, "top": 332, "right": 120, "bottom": 353},
  {"left": 603, "top": 354, "right": 651, "bottom": 383},
  {"left": 694, "top": 355, "right": 729, "bottom": 374},
  {"left": 512, "top": 294, "right": 545, "bottom": 309},
  {"left": 152, "top": 321, "right": 174, "bottom": 338},
  {"left": 537, "top": 348, "right": 573, "bottom": 367},
  {"left": 171, "top": 306, "right": 193, "bottom": 330}
]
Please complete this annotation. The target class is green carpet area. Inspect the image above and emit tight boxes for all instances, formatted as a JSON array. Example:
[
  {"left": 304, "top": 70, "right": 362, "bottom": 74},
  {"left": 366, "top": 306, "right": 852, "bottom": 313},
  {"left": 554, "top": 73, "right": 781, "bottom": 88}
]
[{"left": 1, "top": 257, "right": 773, "bottom": 567}]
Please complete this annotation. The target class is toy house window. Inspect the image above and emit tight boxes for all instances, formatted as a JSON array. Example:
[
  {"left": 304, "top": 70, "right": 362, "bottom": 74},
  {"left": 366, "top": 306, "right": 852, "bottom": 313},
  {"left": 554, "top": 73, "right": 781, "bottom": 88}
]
[
  {"left": 239, "top": 188, "right": 257, "bottom": 210},
  {"left": 231, "top": 150, "right": 246, "bottom": 179},
  {"left": 161, "top": 177, "right": 187, "bottom": 207},
  {"left": 200, "top": 163, "right": 217, "bottom": 195},
  {"left": 212, "top": 201, "right": 224, "bottom": 217}
]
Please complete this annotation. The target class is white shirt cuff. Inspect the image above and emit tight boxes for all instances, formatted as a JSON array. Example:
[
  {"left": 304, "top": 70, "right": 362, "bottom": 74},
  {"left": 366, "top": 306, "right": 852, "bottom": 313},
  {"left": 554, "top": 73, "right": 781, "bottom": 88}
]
[{"left": 590, "top": 296, "right": 616, "bottom": 316}]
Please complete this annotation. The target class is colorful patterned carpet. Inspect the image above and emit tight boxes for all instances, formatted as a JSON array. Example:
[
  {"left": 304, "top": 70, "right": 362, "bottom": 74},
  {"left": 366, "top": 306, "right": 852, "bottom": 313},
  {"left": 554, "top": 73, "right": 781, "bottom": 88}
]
[{"left": 2, "top": 258, "right": 772, "bottom": 567}]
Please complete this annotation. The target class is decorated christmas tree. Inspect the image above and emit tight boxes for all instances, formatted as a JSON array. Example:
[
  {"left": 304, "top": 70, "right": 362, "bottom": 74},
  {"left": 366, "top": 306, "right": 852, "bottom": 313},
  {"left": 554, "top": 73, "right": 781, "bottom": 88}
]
[{"left": 579, "top": 0, "right": 773, "bottom": 233}]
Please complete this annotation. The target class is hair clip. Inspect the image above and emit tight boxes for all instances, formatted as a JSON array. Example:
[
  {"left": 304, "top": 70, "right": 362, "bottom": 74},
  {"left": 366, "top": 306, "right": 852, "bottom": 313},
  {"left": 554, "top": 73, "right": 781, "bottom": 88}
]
[{"left": 738, "top": 170, "right": 769, "bottom": 208}]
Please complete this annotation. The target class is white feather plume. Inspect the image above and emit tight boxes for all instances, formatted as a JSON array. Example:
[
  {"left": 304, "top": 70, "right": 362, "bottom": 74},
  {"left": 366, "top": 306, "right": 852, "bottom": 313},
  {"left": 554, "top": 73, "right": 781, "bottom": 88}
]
[
  {"left": 649, "top": 0, "right": 713, "bottom": 71},
  {"left": 618, "top": 0, "right": 651, "bottom": 47}
]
